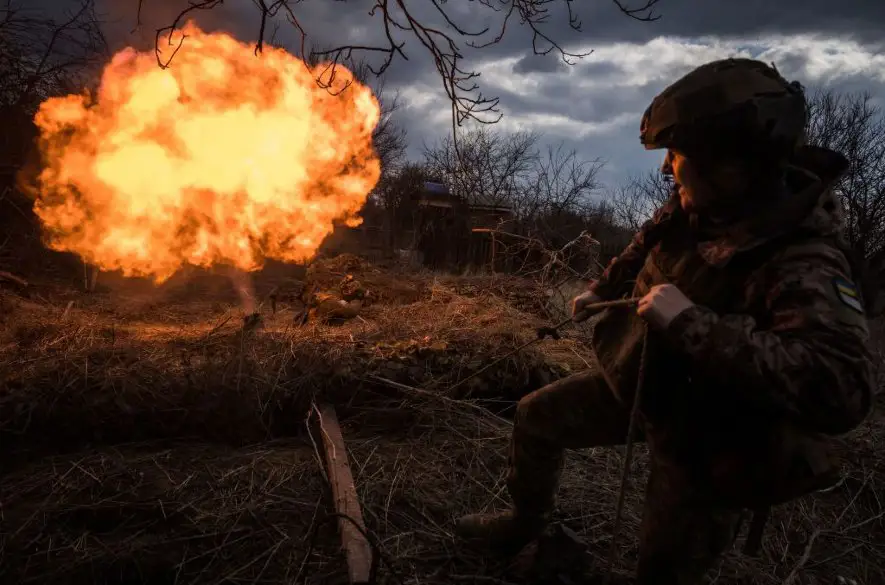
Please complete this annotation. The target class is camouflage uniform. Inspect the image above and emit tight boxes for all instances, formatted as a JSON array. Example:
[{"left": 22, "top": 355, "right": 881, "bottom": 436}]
[{"left": 456, "top": 59, "right": 875, "bottom": 584}]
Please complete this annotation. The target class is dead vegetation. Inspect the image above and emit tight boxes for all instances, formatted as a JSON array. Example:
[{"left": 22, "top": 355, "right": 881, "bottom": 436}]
[{"left": 0, "top": 255, "right": 883, "bottom": 585}]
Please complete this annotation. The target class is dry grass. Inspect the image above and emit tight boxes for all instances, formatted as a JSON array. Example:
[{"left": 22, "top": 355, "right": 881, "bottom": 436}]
[
  {"left": 0, "top": 262, "right": 576, "bottom": 455},
  {"left": 0, "top": 257, "right": 883, "bottom": 584}
]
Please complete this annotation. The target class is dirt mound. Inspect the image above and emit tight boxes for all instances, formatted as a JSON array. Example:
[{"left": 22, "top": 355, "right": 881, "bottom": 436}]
[
  {"left": 0, "top": 258, "right": 595, "bottom": 583},
  {"left": 0, "top": 259, "right": 586, "bottom": 456},
  {"left": 304, "top": 253, "right": 429, "bottom": 305}
]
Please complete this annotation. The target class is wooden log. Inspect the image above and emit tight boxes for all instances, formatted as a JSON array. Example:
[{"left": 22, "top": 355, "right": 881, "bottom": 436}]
[
  {"left": 0, "top": 270, "right": 28, "bottom": 289},
  {"left": 317, "top": 403, "right": 373, "bottom": 584}
]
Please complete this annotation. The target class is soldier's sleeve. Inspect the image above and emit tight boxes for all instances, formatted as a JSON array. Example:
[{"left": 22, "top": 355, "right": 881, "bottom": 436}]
[
  {"left": 665, "top": 242, "right": 874, "bottom": 435},
  {"left": 590, "top": 194, "right": 680, "bottom": 300}
]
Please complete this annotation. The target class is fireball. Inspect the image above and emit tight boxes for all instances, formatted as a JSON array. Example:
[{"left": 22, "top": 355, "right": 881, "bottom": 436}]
[{"left": 30, "top": 22, "right": 381, "bottom": 282}]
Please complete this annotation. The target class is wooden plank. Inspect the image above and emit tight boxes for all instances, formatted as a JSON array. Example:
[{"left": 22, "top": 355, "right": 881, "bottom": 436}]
[{"left": 317, "top": 403, "right": 373, "bottom": 585}]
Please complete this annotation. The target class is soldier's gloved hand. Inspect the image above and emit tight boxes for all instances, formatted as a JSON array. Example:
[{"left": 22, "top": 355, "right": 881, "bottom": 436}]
[
  {"left": 572, "top": 290, "right": 604, "bottom": 322},
  {"left": 637, "top": 284, "right": 694, "bottom": 329}
]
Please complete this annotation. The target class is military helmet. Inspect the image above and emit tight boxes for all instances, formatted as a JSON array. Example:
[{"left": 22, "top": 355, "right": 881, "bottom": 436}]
[{"left": 640, "top": 58, "right": 807, "bottom": 159}]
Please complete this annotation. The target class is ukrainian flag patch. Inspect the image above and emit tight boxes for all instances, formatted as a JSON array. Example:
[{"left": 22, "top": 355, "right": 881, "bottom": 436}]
[{"left": 832, "top": 277, "right": 864, "bottom": 314}]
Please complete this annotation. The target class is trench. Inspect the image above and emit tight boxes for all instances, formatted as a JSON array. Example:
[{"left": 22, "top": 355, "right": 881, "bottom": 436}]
[{"left": 0, "top": 264, "right": 590, "bottom": 584}]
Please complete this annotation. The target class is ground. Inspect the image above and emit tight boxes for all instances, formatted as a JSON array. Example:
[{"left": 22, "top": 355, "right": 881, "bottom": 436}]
[{"left": 0, "top": 254, "right": 883, "bottom": 585}]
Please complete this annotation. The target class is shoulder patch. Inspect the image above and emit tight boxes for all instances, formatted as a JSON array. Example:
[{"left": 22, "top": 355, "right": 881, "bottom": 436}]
[{"left": 832, "top": 277, "right": 864, "bottom": 314}]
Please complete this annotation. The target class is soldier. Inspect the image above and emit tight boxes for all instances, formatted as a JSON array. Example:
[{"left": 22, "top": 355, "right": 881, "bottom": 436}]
[
  {"left": 455, "top": 58, "right": 875, "bottom": 584},
  {"left": 296, "top": 269, "right": 367, "bottom": 325}
]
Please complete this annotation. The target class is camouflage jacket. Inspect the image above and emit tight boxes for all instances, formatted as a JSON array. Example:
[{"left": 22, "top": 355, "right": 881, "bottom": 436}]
[{"left": 589, "top": 146, "right": 874, "bottom": 500}]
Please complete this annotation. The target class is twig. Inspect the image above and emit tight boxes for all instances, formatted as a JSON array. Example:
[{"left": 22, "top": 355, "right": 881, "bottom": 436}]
[
  {"left": 782, "top": 528, "right": 822, "bottom": 585},
  {"left": 366, "top": 375, "right": 511, "bottom": 427},
  {"left": 143, "top": 0, "right": 659, "bottom": 134},
  {"left": 782, "top": 473, "right": 873, "bottom": 584}
]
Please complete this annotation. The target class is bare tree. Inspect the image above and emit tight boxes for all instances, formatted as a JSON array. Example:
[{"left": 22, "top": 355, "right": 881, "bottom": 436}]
[
  {"left": 1, "top": 0, "right": 108, "bottom": 177},
  {"left": 1, "top": 0, "right": 108, "bottom": 174},
  {"left": 805, "top": 89, "right": 885, "bottom": 315},
  {"left": 422, "top": 126, "right": 540, "bottom": 209},
  {"left": 0, "top": 0, "right": 108, "bottom": 114},
  {"left": 137, "top": 0, "right": 663, "bottom": 129},
  {"left": 502, "top": 144, "right": 606, "bottom": 266},
  {"left": 0, "top": 0, "right": 108, "bottom": 276},
  {"left": 519, "top": 143, "right": 604, "bottom": 220},
  {"left": 425, "top": 129, "right": 614, "bottom": 277},
  {"left": 370, "top": 87, "right": 408, "bottom": 175},
  {"left": 607, "top": 169, "right": 672, "bottom": 232},
  {"left": 585, "top": 198, "right": 629, "bottom": 248}
]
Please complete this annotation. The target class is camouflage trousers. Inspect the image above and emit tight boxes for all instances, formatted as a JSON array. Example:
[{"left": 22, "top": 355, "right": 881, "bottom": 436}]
[{"left": 508, "top": 368, "right": 741, "bottom": 585}]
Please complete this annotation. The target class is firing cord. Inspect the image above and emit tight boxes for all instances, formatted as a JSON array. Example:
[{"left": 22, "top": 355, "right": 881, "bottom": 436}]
[
  {"left": 603, "top": 323, "right": 649, "bottom": 584},
  {"left": 446, "top": 297, "right": 640, "bottom": 395}
]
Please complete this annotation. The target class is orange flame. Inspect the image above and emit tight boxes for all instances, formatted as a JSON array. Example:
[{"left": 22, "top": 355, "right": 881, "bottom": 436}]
[{"left": 30, "top": 22, "right": 381, "bottom": 282}]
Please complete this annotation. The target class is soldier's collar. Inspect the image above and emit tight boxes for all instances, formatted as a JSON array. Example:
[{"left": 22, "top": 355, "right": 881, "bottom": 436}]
[
  {"left": 692, "top": 146, "right": 848, "bottom": 268},
  {"left": 694, "top": 181, "right": 820, "bottom": 267}
]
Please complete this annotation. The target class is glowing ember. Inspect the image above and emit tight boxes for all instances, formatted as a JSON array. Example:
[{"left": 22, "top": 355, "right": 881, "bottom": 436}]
[{"left": 30, "top": 22, "right": 381, "bottom": 282}]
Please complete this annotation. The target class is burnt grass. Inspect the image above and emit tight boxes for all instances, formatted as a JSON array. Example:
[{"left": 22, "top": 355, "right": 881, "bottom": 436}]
[{"left": 0, "top": 255, "right": 883, "bottom": 585}]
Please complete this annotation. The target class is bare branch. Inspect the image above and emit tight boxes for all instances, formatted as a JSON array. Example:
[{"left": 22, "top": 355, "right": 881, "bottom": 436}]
[
  {"left": 519, "top": 142, "right": 604, "bottom": 222},
  {"left": 421, "top": 126, "right": 540, "bottom": 209},
  {"left": 611, "top": 0, "right": 663, "bottom": 21},
  {"left": 153, "top": 0, "right": 223, "bottom": 68},
  {"left": 139, "top": 0, "right": 663, "bottom": 130},
  {"left": 1, "top": 0, "right": 108, "bottom": 112},
  {"left": 480, "top": 226, "right": 599, "bottom": 285},
  {"left": 606, "top": 169, "right": 672, "bottom": 232}
]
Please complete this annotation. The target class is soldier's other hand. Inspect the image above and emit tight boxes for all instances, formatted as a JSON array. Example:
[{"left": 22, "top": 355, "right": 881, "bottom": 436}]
[
  {"left": 572, "top": 290, "right": 604, "bottom": 322},
  {"left": 637, "top": 284, "right": 694, "bottom": 329}
]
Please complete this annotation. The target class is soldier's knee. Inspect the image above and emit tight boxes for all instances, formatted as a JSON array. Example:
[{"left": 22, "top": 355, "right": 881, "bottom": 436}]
[
  {"left": 514, "top": 391, "right": 539, "bottom": 429},
  {"left": 514, "top": 372, "right": 598, "bottom": 434}
]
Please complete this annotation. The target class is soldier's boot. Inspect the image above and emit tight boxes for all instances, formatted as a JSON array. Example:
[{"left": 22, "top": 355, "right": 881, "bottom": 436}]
[
  {"left": 455, "top": 426, "right": 563, "bottom": 555},
  {"left": 454, "top": 509, "right": 549, "bottom": 555}
]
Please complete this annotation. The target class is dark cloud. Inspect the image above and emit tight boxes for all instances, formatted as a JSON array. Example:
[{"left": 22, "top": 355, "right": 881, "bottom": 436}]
[
  {"left": 242, "top": 0, "right": 885, "bottom": 62},
  {"left": 29, "top": 0, "right": 885, "bottom": 191},
  {"left": 78, "top": 1, "right": 885, "bottom": 106},
  {"left": 37, "top": 1, "right": 885, "bottom": 71},
  {"left": 474, "top": 74, "right": 650, "bottom": 129},
  {"left": 616, "top": 0, "right": 885, "bottom": 43},
  {"left": 568, "top": 60, "right": 623, "bottom": 78},
  {"left": 512, "top": 54, "right": 568, "bottom": 74}
]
